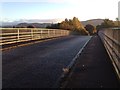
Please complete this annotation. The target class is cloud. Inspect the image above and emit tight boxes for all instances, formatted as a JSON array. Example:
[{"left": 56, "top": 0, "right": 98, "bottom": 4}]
[{"left": 1, "top": 0, "right": 68, "bottom": 3}]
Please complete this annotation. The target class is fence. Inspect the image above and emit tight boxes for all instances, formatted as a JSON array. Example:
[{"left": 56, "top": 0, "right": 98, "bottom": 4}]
[
  {"left": 98, "top": 28, "right": 120, "bottom": 79},
  {"left": 0, "top": 28, "right": 70, "bottom": 46}
]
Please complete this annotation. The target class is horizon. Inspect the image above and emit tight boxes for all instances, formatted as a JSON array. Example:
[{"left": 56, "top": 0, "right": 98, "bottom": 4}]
[
  {"left": 0, "top": 17, "right": 118, "bottom": 28},
  {"left": 1, "top": 0, "right": 119, "bottom": 23},
  {"left": 1, "top": 18, "right": 107, "bottom": 23},
  {"left": 1, "top": 18, "right": 104, "bottom": 27}
]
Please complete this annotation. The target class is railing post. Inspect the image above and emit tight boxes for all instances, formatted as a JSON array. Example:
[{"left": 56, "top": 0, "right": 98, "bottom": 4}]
[
  {"left": 54, "top": 30, "right": 55, "bottom": 37},
  {"left": 41, "top": 30, "right": 42, "bottom": 38},
  {"left": 48, "top": 29, "right": 49, "bottom": 38},
  {"left": 31, "top": 29, "right": 33, "bottom": 40},
  {"left": 17, "top": 29, "right": 20, "bottom": 42},
  {"left": 39, "top": 29, "right": 40, "bottom": 39},
  {"left": 64, "top": 30, "right": 65, "bottom": 35},
  {"left": 60, "top": 30, "right": 62, "bottom": 36}
]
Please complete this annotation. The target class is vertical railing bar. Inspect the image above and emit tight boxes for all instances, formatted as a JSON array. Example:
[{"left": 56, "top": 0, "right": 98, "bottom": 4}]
[
  {"left": 54, "top": 30, "right": 55, "bottom": 37},
  {"left": 31, "top": 29, "right": 33, "bottom": 40},
  {"left": 48, "top": 29, "right": 49, "bottom": 38},
  {"left": 17, "top": 28, "right": 20, "bottom": 42},
  {"left": 40, "top": 30, "right": 42, "bottom": 38}
]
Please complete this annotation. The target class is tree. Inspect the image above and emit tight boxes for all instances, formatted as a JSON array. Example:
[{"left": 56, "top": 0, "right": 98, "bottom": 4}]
[
  {"left": 59, "top": 21, "right": 71, "bottom": 30},
  {"left": 27, "top": 25, "right": 35, "bottom": 28},
  {"left": 72, "top": 17, "right": 80, "bottom": 30},
  {"left": 85, "top": 24, "right": 96, "bottom": 35},
  {"left": 116, "top": 18, "right": 119, "bottom": 21},
  {"left": 101, "top": 19, "right": 115, "bottom": 28},
  {"left": 116, "top": 18, "right": 120, "bottom": 27},
  {"left": 47, "top": 17, "right": 89, "bottom": 35},
  {"left": 65, "top": 18, "right": 69, "bottom": 23},
  {"left": 46, "top": 23, "right": 60, "bottom": 29},
  {"left": 60, "top": 17, "right": 86, "bottom": 31},
  {"left": 96, "top": 19, "right": 116, "bottom": 30}
]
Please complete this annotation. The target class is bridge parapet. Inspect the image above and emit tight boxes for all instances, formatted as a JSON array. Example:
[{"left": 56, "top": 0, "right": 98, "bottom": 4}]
[
  {"left": 98, "top": 28, "right": 120, "bottom": 79},
  {"left": 0, "top": 28, "right": 70, "bottom": 46}
]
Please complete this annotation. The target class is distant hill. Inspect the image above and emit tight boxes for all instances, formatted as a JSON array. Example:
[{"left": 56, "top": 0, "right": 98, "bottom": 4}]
[
  {"left": 15, "top": 19, "right": 104, "bottom": 28},
  {"left": 1, "top": 19, "right": 104, "bottom": 28},
  {"left": 81, "top": 19, "right": 104, "bottom": 26},
  {"left": 0, "top": 19, "right": 61, "bottom": 28},
  {"left": 15, "top": 23, "right": 29, "bottom": 28},
  {"left": 15, "top": 23, "right": 52, "bottom": 28}
]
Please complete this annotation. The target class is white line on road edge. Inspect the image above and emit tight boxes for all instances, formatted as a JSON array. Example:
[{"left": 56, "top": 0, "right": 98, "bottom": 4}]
[{"left": 53, "top": 36, "right": 92, "bottom": 88}]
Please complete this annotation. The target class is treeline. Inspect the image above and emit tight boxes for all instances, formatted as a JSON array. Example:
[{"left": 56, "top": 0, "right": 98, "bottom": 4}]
[
  {"left": 47, "top": 17, "right": 89, "bottom": 35},
  {"left": 47, "top": 17, "right": 120, "bottom": 35},
  {"left": 96, "top": 18, "right": 120, "bottom": 30}
]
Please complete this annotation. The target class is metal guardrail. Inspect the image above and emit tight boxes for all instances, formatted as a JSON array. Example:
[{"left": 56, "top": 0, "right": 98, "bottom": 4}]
[
  {"left": 98, "top": 28, "right": 120, "bottom": 79},
  {"left": 0, "top": 28, "right": 70, "bottom": 46}
]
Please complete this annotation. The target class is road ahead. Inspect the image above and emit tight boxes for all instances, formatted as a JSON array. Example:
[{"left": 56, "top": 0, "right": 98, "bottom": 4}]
[{"left": 3, "top": 35, "right": 91, "bottom": 88}]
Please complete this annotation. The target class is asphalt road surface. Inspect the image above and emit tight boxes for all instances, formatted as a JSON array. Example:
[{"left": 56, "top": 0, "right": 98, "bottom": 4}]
[{"left": 2, "top": 35, "right": 91, "bottom": 88}]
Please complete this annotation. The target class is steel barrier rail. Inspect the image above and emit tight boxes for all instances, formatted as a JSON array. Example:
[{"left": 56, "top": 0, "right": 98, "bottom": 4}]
[
  {"left": 0, "top": 28, "right": 70, "bottom": 46},
  {"left": 98, "top": 28, "right": 120, "bottom": 79}
]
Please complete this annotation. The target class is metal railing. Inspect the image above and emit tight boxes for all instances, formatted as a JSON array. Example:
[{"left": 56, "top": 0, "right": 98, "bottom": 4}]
[
  {"left": 98, "top": 28, "right": 120, "bottom": 79},
  {"left": 0, "top": 28, "right": 70, "bottom": 46}
]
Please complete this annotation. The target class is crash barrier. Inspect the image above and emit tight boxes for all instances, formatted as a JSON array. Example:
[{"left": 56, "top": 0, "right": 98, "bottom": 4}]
[
  {"left": 0, "top": 28, "right": 70, "bottom": 46},
  {"left": 98, "top": 28, "right": 120, "bottom": 79}
]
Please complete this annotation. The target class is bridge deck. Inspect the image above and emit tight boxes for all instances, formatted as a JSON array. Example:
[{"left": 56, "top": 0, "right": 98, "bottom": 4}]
[
  {"left": 2, "top": 36, "right": 91, "bottom": 88},
  {"left": 62, "top": 36, "right": 119, "bottom": 88}
]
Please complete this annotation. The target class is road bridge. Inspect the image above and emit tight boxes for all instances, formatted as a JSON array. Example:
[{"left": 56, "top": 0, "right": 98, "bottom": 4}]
[{"left": 1, "top": 28, "right": 120, "bottom": 88}]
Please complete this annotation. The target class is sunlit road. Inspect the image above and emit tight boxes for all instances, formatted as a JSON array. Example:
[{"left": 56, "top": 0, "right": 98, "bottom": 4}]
[{"left": 3, "top": 35, "right": 91, "bottom": 88}]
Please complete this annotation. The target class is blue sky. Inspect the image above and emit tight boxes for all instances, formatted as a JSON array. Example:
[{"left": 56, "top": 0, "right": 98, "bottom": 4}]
[{"left": 1, "top": 0, "right": 120, "bottom": 22}]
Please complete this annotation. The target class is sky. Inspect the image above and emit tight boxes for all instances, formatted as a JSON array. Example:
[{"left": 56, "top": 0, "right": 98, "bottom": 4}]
[{"left": 0, "top": 0, "right": 120, "bottom": 22}]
